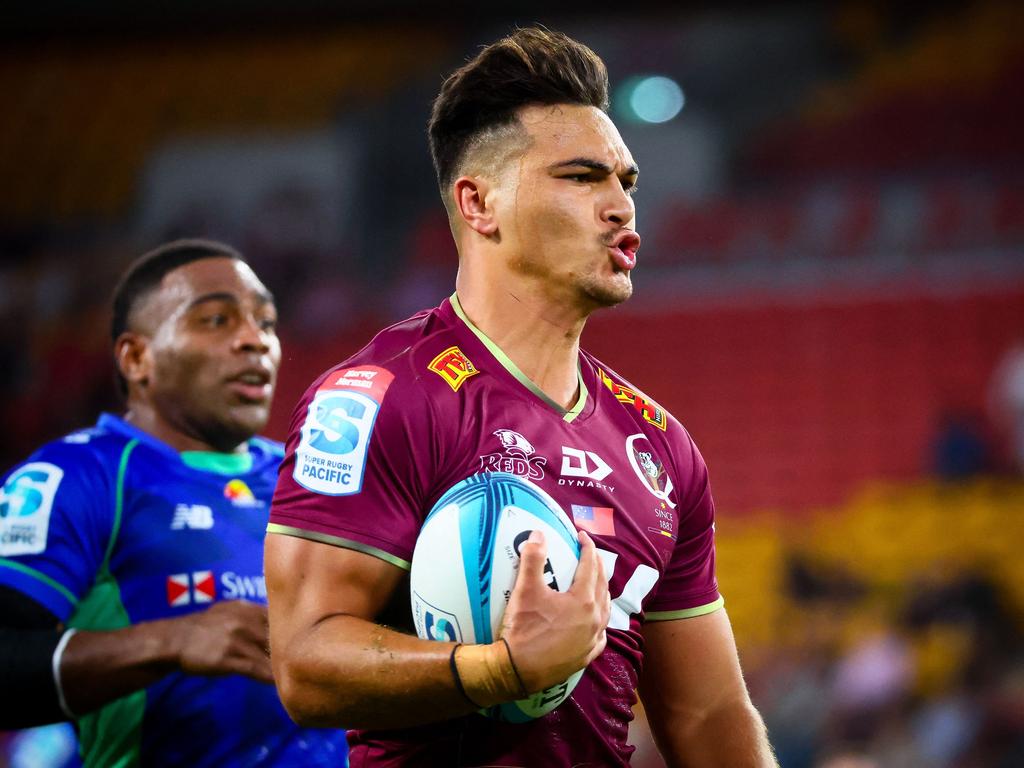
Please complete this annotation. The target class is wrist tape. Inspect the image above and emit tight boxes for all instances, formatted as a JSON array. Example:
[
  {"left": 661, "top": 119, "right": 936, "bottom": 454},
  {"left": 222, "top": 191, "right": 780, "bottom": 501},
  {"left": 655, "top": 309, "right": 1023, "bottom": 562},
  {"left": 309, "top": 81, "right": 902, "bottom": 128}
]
[{"left": 451, "top": 638, "right": 528, "bottom": 708}]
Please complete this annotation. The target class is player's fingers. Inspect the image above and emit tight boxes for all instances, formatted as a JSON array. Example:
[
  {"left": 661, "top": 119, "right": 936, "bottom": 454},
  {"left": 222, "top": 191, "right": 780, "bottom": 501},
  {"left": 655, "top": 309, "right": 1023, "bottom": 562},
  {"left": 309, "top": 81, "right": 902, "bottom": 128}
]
[
  {"left": 214, "top": 601, "right": 269, "bottom": 644},
  {"left": 222, "top": 650, "right": 274, "bottom": 683},
  {"left": 514, "top": 529, "right": 549, "bottom": 592},
  {"left": 569, "top": 531, "right": 600, "bottom": 595},
  {"left": 585, "top": 630, "right": 608, "bottom": 665},
  {"left": 242, "top": 650, "right": 275, "bottom": 683},
  {"left": 592, "top": 543, "right": 609, "bottom": 604},
  {"left": 224, "top": 638, "right": 273, "bottom": 680}
]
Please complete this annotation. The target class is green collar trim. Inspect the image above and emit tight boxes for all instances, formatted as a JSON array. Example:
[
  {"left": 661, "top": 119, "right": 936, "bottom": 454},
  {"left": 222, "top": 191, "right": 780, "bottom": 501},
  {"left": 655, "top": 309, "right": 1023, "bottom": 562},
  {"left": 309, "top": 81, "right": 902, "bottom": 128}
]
[
  {"left": 450, "top": 293, "right": 588, "bottom": 423},
  {"left": 180, "top": 450, "right": 253, "bottom": 475}
]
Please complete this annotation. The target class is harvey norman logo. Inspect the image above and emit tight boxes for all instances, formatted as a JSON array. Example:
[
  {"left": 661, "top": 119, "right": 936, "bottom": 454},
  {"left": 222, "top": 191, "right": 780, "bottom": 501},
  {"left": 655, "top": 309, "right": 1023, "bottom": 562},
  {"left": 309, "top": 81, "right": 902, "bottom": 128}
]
[{"left": 166, "top": 571, "right": 267, "bottom": 606}]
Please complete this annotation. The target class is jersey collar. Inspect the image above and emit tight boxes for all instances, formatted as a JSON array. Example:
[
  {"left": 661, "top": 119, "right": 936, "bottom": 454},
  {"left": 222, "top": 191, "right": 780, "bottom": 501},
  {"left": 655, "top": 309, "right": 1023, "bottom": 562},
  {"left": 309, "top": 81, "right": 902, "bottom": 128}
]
[{"left": 449, "top": 293, "right": 589, "bottom": 423}]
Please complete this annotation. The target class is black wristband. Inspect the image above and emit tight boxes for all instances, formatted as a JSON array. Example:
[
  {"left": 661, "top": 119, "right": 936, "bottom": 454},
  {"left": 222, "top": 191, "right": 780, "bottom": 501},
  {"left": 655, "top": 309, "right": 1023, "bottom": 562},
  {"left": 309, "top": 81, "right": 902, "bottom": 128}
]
[{"left": 449, "top": 644, "right": 481, "bottom": 708}]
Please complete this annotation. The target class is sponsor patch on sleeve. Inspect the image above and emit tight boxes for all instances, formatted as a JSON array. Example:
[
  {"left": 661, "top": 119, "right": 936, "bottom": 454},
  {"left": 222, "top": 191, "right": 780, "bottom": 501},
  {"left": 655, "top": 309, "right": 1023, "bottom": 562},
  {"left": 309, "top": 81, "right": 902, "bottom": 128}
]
[
  {"left": 598, "top": 367, "right": 668, "bottom": 431},
  {"left": 428, "top": 345, "right": 480, "bottom": 392},
  {"left": 0, "top": 462, "right": 64, "bottom": 556},
  {"left": 293, "top": 366, "right": 395, "bottom": 496}
]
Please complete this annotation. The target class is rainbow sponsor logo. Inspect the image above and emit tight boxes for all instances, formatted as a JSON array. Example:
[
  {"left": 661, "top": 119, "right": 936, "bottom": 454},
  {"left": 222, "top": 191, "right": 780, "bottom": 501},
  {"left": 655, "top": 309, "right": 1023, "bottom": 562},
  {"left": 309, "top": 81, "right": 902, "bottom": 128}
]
[{"left": 223, "top": 479, "right": 259, "bottom": 507}]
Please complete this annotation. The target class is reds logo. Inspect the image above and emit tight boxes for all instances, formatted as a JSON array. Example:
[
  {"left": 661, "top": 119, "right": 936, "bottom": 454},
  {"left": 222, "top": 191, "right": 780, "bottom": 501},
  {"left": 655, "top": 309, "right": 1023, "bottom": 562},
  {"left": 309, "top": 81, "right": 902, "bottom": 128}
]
[{"left": 479, "top": 429, "right": 547, "bottom": 480}]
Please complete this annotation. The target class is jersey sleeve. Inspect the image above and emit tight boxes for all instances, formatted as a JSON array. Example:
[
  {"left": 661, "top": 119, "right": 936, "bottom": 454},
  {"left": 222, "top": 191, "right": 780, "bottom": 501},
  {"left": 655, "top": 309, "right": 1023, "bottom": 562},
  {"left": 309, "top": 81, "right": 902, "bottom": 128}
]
[
  {"left": 644, "top": 429, "right": 722, "bottom": 620},
  {"left": 269, "top": 363, "right": 436, "bottom": 570},
  {"left": 0, "top": 440, "right": 114, "bottom": 622}
]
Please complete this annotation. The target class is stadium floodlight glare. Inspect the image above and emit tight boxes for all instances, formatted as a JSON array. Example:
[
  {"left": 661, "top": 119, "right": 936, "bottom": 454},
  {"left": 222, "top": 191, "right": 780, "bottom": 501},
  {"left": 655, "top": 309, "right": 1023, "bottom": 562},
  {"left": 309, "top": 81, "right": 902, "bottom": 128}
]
[{"left": 621, "top": 75, "right": 685, "bottom": 124}]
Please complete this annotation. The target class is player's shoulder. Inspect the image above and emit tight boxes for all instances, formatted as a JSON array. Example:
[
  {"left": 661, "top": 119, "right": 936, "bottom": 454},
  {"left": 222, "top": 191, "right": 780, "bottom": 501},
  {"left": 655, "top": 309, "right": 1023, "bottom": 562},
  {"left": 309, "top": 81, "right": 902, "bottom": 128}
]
[
  {"left": 4, "top": 418, "right": 134, "bottom": 485},
  {"left": 0, "top": 419, "right": 129, "bottom": 533},
  {"left": 301, "top": 300, "right": 470, "bottom": 403},
  {"left": 583, "top": 351, "right": 709, "bottom": 493},
  {"left": 247, "top": 435, "right": 285, "bottom": 471},
  {"left": 583, "top": 351, "right": 687, "bottom": 438}
]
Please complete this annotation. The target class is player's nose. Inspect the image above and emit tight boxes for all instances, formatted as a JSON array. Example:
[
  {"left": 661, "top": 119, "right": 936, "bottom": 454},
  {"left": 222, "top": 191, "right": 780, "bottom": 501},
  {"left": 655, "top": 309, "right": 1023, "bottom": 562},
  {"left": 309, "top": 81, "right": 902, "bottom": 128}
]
[
  {"left": 600, "top": 182, "right": 635, "bottom": 227},
  {"left": 232, "top": 314, "right": 273, "bottom": 354}
]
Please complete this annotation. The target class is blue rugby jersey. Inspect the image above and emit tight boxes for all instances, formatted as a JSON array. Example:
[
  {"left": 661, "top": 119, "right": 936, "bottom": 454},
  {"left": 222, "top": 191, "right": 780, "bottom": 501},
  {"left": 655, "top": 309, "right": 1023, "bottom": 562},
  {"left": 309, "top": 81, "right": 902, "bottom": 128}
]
[{"left": 0, "top": 414, "right": 348, "bottom": 768}]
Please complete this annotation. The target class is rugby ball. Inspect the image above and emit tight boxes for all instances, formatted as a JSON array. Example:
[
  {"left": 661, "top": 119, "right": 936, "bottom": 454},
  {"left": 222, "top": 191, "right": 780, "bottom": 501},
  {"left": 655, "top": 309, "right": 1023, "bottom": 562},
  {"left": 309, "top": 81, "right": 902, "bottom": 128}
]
[{"left": 410, "top": 472, "right": 583, "bottom": 722}]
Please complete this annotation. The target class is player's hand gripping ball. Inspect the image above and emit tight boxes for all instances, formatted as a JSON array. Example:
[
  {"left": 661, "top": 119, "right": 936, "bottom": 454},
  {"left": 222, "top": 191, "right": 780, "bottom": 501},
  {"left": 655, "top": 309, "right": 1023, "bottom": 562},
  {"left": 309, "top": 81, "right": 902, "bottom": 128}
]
[{"left": 410, "top": 472, "right": 584, "bottom": 722}]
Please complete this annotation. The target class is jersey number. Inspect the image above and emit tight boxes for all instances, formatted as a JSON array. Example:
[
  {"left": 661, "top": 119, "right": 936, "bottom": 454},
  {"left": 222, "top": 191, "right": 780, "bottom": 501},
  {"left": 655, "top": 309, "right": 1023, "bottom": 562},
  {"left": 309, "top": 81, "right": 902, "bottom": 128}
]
[{"left": 595, "top": 548, "right": 658, "bottom": 631}]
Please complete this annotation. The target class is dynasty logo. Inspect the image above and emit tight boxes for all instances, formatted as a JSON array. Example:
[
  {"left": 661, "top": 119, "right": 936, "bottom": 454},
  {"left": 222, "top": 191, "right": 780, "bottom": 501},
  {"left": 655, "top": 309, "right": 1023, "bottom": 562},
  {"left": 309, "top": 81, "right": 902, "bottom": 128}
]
[{"left": 559, "top": 446, "right": 615, "bottom": 493}]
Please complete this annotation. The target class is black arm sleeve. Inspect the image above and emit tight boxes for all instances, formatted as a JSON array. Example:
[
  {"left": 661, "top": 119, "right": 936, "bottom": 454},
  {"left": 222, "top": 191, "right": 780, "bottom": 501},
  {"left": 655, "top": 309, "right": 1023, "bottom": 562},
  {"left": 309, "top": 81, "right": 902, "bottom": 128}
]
[{"left": 0, "top": 585, "right": 68, "bottom": 727}]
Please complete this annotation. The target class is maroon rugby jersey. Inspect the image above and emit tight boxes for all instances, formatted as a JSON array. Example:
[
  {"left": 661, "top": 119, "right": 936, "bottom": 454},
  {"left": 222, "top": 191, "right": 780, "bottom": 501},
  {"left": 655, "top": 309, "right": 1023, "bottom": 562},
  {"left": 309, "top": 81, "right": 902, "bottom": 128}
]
[{"left": 269, "top": 295, "right": 722, "bottom": 768}]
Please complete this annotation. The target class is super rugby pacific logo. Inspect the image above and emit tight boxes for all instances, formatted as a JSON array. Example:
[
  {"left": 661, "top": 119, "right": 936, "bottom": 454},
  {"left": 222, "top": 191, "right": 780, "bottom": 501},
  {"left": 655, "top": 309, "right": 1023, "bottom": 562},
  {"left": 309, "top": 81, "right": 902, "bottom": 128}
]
[
  {"left": 479, "top": 429, "right": 547, "bottom": 481},
  {"left": 0, "top": 462, "right": 62, "bottom": 556},
  {"left": 412, "top": 593, "right": 463, "bottom": 643},
  {"left": 294, "top": 366, "right": 395, "bottom": 496},
  {"left": 625, "top": 434, "right": 676, "bottom": 509}
]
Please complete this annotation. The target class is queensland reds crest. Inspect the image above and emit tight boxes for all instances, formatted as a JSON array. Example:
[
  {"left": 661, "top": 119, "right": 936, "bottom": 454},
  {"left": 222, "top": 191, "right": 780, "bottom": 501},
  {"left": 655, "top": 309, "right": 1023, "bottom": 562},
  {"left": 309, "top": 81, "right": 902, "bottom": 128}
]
[
  {"left": 479, "top": 429, "right": 547, "bottom": 480},
  {"left": 625, "top": 434, "right": 676, "bottom": 508}
]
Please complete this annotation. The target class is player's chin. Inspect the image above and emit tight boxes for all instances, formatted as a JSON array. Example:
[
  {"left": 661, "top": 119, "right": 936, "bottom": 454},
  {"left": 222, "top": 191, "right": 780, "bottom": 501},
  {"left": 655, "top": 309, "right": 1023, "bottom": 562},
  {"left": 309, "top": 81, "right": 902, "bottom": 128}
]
[
  {"left": 585, "top": 273, "right": 632, "bottom": 308},
  {"left": 224, "top": 402, "right": 272, "bottom": 437}
]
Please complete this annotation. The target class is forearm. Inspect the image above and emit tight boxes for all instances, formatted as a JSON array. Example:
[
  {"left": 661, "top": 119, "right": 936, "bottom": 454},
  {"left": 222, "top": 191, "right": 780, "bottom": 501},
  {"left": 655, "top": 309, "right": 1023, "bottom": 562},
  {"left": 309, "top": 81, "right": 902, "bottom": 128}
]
[
  {"left": 274, "top": 613, "right": 486, "bottom": 729},
  {"left": 60, "top": 620, "right": 182, "bottom": 715},
  {"left": 657, "top": 698, "right": 777, "bottom": 768}
]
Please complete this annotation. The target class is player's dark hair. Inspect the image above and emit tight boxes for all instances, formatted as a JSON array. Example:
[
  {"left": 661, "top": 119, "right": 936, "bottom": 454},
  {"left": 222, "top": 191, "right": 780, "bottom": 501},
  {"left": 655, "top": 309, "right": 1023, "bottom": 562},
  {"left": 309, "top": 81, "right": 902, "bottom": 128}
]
[
  {"left": 110, "top": 238, "right": 243, "bottom": 397},
  {"left": 428, "top": 26, "right": 610, "bottom": 191}
]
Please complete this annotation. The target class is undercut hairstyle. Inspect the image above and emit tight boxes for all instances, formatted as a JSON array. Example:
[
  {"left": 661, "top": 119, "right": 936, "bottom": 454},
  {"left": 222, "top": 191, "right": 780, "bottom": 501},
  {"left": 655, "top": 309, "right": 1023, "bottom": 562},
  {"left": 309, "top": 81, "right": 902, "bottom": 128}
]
[
  {"left": 110, "top": 238, "right": 244, "bottom": 396},
  {"left": 428, "top": 26, "right": 610, "bottom": 194}
]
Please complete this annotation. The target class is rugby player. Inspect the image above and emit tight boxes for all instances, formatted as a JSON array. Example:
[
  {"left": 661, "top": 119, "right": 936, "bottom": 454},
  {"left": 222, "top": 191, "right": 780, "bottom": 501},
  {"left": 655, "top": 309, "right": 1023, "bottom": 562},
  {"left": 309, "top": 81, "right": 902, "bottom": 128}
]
[
  {"left": 0, "top": 240, "right": 348, "bottom": 766},
  {"left": 266, "top": 28, "right": 776, "bottom": 767}
]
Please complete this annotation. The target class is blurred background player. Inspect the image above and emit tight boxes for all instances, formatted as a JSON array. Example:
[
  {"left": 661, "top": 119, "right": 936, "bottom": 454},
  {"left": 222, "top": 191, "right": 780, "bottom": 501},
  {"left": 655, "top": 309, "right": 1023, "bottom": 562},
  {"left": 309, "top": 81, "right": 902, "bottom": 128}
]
[
  {"left": 0, "top": 240, "right": 348, "bottom": 766},
  {"left": 265, "top": 27, "right": 776, "bottom": 767}
]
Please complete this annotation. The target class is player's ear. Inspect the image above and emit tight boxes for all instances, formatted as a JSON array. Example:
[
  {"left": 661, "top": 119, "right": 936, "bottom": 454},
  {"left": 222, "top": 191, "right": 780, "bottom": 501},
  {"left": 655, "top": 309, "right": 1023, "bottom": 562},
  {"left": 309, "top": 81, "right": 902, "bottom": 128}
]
[
  {"left": 452, "top": 176, "right": 498, "bottom": 237},
  {"left": 115, "top": 332, "right": 153, "bottom": 389}
]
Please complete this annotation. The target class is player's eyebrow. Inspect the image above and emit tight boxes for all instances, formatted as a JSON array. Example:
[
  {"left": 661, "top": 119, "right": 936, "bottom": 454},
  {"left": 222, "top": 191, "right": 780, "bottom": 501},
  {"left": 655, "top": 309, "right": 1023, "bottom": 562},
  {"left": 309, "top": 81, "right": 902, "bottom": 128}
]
[
  {"left": 187, "top": 290, "right": 276, "bottom": 310},
  {"left": 551, "top": 158, "right": 640, "bottom": 177},
  {"left": 552, "top": 158, "right": 638, "bottom": 182}
]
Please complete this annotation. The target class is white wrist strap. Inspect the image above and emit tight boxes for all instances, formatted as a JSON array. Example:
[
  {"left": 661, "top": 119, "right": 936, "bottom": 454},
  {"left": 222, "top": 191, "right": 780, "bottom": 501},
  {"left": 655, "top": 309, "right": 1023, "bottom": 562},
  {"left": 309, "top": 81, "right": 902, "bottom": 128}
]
[{"left": 52, "top": 628, "right": 78, "bottom": 719}]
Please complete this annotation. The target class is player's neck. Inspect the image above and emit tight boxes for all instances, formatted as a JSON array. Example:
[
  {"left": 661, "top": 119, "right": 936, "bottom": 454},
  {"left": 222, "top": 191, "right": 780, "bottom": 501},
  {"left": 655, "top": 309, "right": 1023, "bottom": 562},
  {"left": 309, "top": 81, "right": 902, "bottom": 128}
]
[
  {"left": 454, "top": 280, "right": 587, "bottom": 411},
  {"left": 123, "top": 405, "right": 246, "bottom": 455}
]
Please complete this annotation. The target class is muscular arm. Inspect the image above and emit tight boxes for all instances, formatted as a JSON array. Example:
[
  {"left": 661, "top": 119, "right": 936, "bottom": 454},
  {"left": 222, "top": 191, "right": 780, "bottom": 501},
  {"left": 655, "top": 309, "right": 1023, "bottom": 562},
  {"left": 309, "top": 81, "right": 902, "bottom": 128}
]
[
  {"left": 0, "top": 585, "right": 272, "bottom": 728},
  {"left": 265, "top": 528, "right": 609, "bottom": 730},
  {"left": 639, "top": 609, "right": 777, "bottom": 768}
]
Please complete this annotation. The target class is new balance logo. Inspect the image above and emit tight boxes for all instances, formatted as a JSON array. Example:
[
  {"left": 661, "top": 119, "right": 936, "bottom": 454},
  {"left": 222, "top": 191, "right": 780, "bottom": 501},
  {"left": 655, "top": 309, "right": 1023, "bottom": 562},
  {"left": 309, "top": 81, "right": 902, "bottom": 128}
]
[
  {"left": 171, "top": 504, "right": 214, "bottom": 530},
  {"left": 167, "top": 571, "right": 216, "bottom": 606},
  {"left": 560, "top": 447, "right": 613, "bottom": 481}
]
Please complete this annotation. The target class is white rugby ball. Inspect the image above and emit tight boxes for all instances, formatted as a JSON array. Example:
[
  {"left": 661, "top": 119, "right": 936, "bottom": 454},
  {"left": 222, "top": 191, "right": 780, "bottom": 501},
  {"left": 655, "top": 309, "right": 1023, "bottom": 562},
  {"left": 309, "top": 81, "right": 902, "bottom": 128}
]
[{"left": 410, "top": 471, "right": 583, "bottom": 722}]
